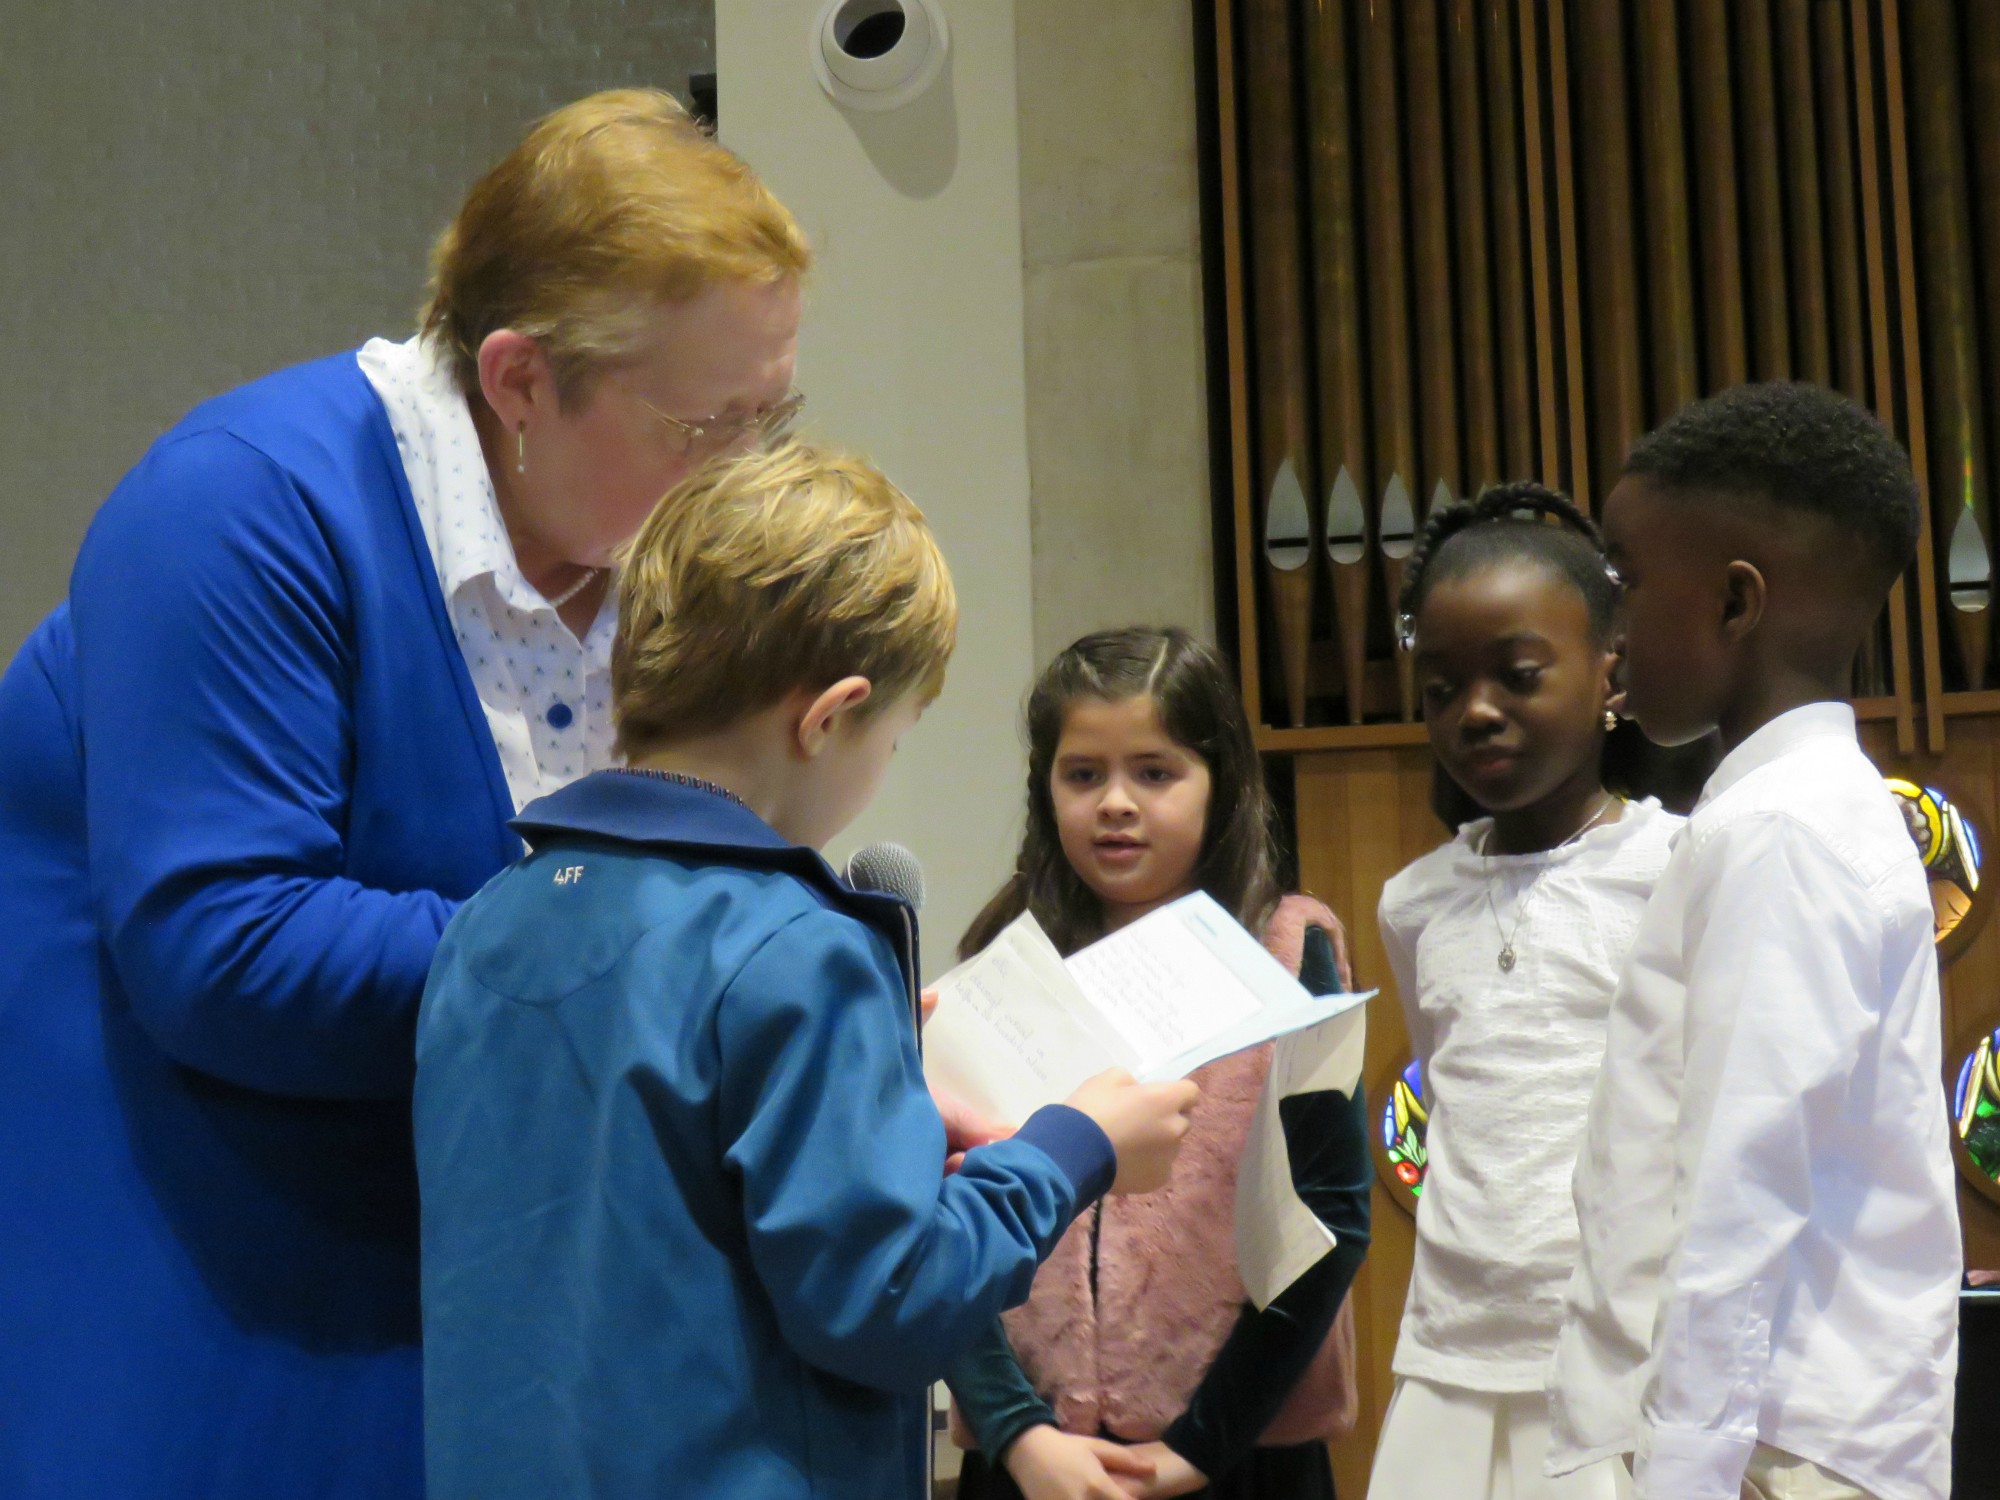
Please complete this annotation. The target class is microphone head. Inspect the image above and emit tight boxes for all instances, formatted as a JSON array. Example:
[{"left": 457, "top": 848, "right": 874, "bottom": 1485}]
[{"left": 844, "top": 841, "right": 925, "bottom": 911}]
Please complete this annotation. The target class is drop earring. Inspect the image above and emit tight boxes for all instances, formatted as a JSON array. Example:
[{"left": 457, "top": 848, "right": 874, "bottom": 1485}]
[
  {"left": 1603, "top": 709, "right": 1619, "bottom": 732},
  {"left": 516, "top": 425, "right": 527, "bottom": 475}
]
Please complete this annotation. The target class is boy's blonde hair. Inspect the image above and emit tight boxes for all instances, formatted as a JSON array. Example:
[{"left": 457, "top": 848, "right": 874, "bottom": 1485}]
[
  {"left": 421, "top": 88, "right": 812, "bottom": 405},
  {"left": 613, "top": 441, "right": 957, "bottom": 757}
]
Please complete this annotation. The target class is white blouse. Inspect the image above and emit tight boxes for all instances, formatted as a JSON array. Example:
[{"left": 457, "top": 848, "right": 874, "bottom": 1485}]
[
  {"left": 1377, "top": 797, "right": 1680, "bottom": 1393},
  {"left": 358, "top": 335, "right": 618, "bottom": 813}
]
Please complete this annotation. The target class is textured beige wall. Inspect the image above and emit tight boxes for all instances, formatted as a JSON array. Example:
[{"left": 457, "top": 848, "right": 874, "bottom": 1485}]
[
  {"left": 0, "top": 3, "right": 713, "bottom": 660},
  {"left": 1016, "top": 0, "right": 1215, "bottom": 664}
]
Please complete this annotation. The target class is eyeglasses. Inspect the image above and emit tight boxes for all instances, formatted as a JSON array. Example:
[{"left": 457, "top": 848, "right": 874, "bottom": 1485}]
[{"left": 635, "top": 390, "right": 807, "bottom": 458}]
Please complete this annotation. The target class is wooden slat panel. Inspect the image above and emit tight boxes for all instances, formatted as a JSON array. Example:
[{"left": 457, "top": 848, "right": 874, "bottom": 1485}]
[
  {"left": 1689, "top": 0, "right": 1750, "bottom": 389},
  {"left": 1906, "top": 0, "right": 1992, "bottom": 692},
  {"left": 1448, "top": 0, "right": 1501, "bottom": 493},
  {"left": 1636, "top": 0, "right": 1700, "bottom": 417},
  {"left": 1851, "top": 0, "right": 1920, "bottom": 755},
  {"left": 1572, "top": 0, "right": 1644, "bottom": 504},
  {"left": 1546, "top": 0, "right": 1590, "bottom": 510},
  {"left": 1361, "top": 0, "right": 1421, "bottom": 719},
  {"left": 1517, "top": 0, "right": 1562, "bottom": 483},
  {"left": 1820, "top": 0, "right": 1870, "bottom": 403},
  {"left": 1778, "top": 0, "right": 1830, "bottom": 385},
  {"left": 1405, "top": 0, "right": 1464, "bottom": 513},
  {"left": 1307, "top": 0, "right": 1374, "bottom": 726},
  {"left": 1295, "top": 745, "right": 1447, "bottom": 1492},
  {"left": 1877, "top": 0, "right": 1948, "bottom": 748},
  {"left": 1973, "top": 0, "right": 2000, "bottom": 653},
  {"left": 1213, "top": 0, "right": 1266, "bottom": 731},
  {"left": 1485, "top": 0, "right": 1538, "bottom": 479},
  {"left": 1738, "top": 0, "right": 1793, "bottom": 379},
  {"left": 1245, "top": 0, "right": 1319, "bottom": 728},
  {"left": 1819, "top": 0, "right": 1890, "bottom": 701}
]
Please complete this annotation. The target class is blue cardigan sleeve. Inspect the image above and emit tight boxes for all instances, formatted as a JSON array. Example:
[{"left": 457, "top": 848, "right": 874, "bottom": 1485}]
[
  {"left": 68, "top": 428, "right": 457, "bottom": 1099},
  {"left": 717, "top": 907, "right": 1114, "bottom": 1392}
]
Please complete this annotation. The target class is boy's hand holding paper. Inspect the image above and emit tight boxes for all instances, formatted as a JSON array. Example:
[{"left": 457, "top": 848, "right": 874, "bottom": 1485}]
[
  {"left": 1062, "top": 1070, "right": 1201, "bottom": 1195},
  {"left": 923, "top": 891, "right": 1373, "bottom": 1126}
]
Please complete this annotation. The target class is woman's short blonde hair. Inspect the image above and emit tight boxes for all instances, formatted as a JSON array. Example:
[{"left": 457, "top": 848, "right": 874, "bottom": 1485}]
[
  {"left": 612, "top": 440, "right": 958, "bottom": 758},
  {"left": 421, "top": 88, "right": 811, "bottom": 404}
]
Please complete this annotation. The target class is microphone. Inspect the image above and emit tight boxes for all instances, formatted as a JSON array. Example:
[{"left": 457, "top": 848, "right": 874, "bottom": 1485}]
[{"left": 843, "top": 841, "right": 925, "bottom": 911}]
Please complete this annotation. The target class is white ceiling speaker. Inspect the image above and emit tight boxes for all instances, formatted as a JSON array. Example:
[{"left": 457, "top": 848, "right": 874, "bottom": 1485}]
[{"left": 811, "top": 0, "right": 950, "bottom": 112}]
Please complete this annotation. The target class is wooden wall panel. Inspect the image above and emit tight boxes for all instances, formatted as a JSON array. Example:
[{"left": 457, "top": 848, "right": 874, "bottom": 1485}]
[
  {"left": 1405, "top": 0, "right": 1463, "bottom": 514},
  {"left": 1571, "top": 0, "right": 1644, "bottom": 505},
  {"left": 1295, "top": 746, "right": 1446, "bottom": 1497},
  {"left": 1635, "top": 0, "right": 1700, "bottom": 417},
  {"left": 1689, "top": 0, "right": 1750, "bottom": 390},
  {"left": 1448, "top": 0, "right": 1502, "bottom": 493},
  {"left": 1222, "top": 0, "right": 2000, "bottom": 741},
  {"left": 1243, "top": 0, "right": 1318, "bottom": 728},
  {"left": 1738, "top": 0, "right": 1792, "bottom": 380},
  {"left": 1485, "top": 0, "right": 1539, "bottom": 482},
  {"left": 1777, "top": 0, "right": 1829, "bottom": 385},
  {"left": 1307, "top": 0, "right": 1373, "bottom": 725}
]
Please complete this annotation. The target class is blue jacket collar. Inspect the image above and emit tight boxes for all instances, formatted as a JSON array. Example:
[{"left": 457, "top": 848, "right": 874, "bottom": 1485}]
[
  {"left": 511, "top": 771, "right": 919, "bottom": 966},
  {"left": 514, "top": 769, "right": 791, "bottom": 855}
]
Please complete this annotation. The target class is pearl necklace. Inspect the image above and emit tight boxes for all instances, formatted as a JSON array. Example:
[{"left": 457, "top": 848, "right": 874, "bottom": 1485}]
[
  {"left": 545, "top": 566, "right": 601, "bottom": 610},
  {"left": 1482, "top": 794, "right": 1621, "bottom": 972}
]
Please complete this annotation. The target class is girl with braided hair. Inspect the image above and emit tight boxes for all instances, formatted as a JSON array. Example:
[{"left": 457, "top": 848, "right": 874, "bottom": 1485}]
[{"left": 1366, "top": 484, "right": 1678, "bottom": 1499}]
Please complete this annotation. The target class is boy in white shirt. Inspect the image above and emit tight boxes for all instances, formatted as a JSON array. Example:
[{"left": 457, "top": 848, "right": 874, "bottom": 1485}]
[{"left": 1546, "top": 383, "right": 1961, "bottom": 1500}]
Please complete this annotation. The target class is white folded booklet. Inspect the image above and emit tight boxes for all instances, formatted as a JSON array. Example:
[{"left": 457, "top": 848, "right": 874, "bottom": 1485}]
[{"left": 922, "top": 890, "right": 1373, "bottom": 1125}]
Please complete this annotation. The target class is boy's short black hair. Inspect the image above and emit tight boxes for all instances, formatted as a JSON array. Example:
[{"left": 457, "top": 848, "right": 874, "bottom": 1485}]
[{"left": 1623, "top": 382, "right": 1920, "bottom": 581}]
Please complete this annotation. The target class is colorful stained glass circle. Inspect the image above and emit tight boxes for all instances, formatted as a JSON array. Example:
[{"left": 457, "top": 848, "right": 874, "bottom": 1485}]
[
  {"left": 1955, "top": 1030, "right": 2000, "bottom": 1188},
  {"left": 1380, "top": 1057, "right": 1429, "bottom": 1198},
  {"left": 1885, "top": 778, "right": 1984, "bottom": 954}
]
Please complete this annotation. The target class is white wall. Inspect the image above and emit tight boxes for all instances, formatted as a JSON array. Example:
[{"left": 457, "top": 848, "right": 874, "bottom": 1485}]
[
  {"left": 717, "top": 2, "right": 1036, "bottom": 977},
  {"left": 1017, "top": 0, "right": 1216, "bottom": 662}
]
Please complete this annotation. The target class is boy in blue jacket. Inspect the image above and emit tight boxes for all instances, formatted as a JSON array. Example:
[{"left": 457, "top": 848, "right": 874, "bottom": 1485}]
[{"left": 415, "top": 441, "right": 1200, "bottom": 1500}]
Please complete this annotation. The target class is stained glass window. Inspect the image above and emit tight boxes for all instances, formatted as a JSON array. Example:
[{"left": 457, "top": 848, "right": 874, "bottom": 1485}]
[
  {"left": 1885, "top": 778, "right": 1984, "bottom": 951},
  {"left": 1957, "top": 1031, "right": 2000, "bottom": 1186},
  {"left": 1381, "top": 1057, "right": 1429, "bottom": 1196}
]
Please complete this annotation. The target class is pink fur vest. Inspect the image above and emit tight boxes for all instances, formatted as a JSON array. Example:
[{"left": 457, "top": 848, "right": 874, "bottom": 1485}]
[{"left": 951, "top": 894, "right": 1357, "bottom": 1450}]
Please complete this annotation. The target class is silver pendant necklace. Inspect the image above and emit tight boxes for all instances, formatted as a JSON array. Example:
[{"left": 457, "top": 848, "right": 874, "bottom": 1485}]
[{"left": 1483, "top": 794, "right": 1619, "bottom": 972}]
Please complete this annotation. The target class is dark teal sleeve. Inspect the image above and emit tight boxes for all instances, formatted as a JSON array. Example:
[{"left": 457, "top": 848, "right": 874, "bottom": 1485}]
[
  {"left": 1161, "top": 1083, "right": 1371, "bottom": 1481},
  {"left": 943, "top": 1318, "right": 1058, "bottom": 1460},
  {"left": 718, "top": 910, "right": 1115, "bottom": 1392}
]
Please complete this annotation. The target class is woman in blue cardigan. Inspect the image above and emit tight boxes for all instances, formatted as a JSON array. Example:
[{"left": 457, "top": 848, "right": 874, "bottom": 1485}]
[{"left": 0, "top": 89, "right": 810, "bottom": 1499}]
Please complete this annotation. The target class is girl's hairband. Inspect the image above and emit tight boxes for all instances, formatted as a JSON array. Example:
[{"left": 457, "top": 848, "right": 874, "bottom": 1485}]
[{"left": 1395, "top": 538, "right": 1623, "bottom": 654}]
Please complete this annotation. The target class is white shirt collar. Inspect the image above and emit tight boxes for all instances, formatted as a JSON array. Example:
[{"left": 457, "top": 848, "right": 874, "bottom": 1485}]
[
  {"left": 1694, "top": 700, "right": 1857, "bottom": 813},
  {"left": 359, "top": 333, "right": 594, "bottom": 629}
]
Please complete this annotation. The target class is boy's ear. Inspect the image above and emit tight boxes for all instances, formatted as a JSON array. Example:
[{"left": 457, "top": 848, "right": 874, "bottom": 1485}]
[
  {"left": 1720, "top": 559, "right": 1766, "bottom": 644},
  {"left": 796, "top": 676, "right": 874, "bottom": 757}
]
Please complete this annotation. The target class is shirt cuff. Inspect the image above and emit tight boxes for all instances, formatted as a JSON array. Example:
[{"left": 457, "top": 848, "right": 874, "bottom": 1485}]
[
  {"left": 1633, "top": 1420, "right": 1757, "bottom": 1500},
  {"left": 1012, "top": 1104, "right": 1116, "bottom": 1206}
]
